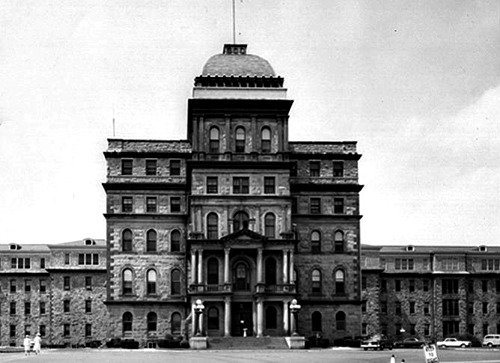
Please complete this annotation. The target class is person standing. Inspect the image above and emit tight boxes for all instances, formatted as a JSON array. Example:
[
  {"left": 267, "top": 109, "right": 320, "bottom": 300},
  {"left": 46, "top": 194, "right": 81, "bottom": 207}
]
[
  {"left": 33, "top": 333, "right": 42, "bottom": 355},
  {"left": 23, "top": 335, "right": 31, "bottom": 356}
]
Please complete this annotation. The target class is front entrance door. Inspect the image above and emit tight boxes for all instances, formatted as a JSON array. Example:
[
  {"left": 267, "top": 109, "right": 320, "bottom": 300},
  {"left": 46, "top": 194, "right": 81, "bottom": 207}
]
[{"left": 231, "top": 302, "right": 253, "bottom": 336}]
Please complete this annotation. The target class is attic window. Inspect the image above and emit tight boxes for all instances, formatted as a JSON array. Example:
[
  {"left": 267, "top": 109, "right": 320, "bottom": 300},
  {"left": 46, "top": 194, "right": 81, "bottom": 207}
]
[
  {"left": 85, "top": 239, "right": 95, "bottom": 246},
  {"left": 9, "top": 244, "right": 21, "bottom": 250},
  {"left": 406, "top": 245, "right": 415, "bottom": 252},
  {"left": 479, "top": 245, "right": 487, "bottom": 252}
]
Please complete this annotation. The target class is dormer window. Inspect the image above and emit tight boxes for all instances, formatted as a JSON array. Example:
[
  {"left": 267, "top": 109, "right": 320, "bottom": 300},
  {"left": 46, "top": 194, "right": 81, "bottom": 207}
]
[
  {"left": 85, "top": 239, "right": 95, "bottom": 246},
  {"left": 406, "top": 245, "right": 415, "bottom": 252},
  {"left": 479, "top": 245, "right": 487, "bottom": 252},
  {"left": 9, "top": 244, "right": 21, "bottom": 250}
]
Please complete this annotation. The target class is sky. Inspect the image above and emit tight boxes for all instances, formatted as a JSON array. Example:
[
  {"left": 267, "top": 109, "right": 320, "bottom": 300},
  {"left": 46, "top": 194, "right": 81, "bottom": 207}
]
[{"left": 0, "top": 0, "right": 499, "bottom": 246}]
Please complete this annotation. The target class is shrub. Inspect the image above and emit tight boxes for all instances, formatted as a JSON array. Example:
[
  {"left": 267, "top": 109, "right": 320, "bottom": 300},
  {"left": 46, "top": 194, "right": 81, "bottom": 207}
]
[
  {"left": 106, "top": 338, "right": 122, "bottom": 348},
  {"left": 120, "top": 339, "right": 139, "bottom": 349},
  {"left": 85, "top": 340, "right": 102, "bottom": 348},
  {"left": 179, "top": 340, "right": 190, "bottom": 349}
]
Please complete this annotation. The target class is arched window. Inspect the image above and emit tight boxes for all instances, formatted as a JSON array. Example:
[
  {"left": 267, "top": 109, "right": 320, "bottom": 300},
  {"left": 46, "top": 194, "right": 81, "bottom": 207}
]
[
  {"left": 335, "top": 269, "right": 345, "bottom": 294},
  {"left": 233, "top": 211, "right": 249, "bottom": 231},
  {"left": 147, "top": 312, "right": 157, "bottom": 332},
  {"left": 207, "top": 307, "right": 219, "bottom": 330},
  {"left": 146, "top": 269, "right": 157, "bottom": 295},
  {"left": 146, "top": 229, "right": 157, "bottom": 252},
  {"left": 122, "top": 229, "right": 132, "bottom": 252},
  {"left": 171, "top": 230, "right": 180, "bottom": 252},
  {"left": 265, "top": 306, "right": 277, "bottom": 329},
  {"left": 312, "top": 269, "right": 322, "bottom": 294},
  {"left": 122, "top": 312, "right": 133, "bottom": 333},
  {"left": 171, "top": 269, "right": 181, "bottom": 295},
  {"left": 207, "top": 258, "right": 219, "bottom": 285},
  {"left": 122, "top": 269, "right": 133, "bottom": 295},
  {"left": 235, "top": 127, "right": 245, "bottom": 153},
  {"left": 209, "top": 127, "right": 220, "bottom": 153},
  {"left": 336, "top": 311, "right": 346, "bottom": 331},
  {"left": 171, "top": 312, "right": 181, "bottom": 336},
  {"left": 312, "top": 311, "right": 322, "bottom": 332},
  {"left": 234, "top": 262, "right": 249, "bottom": 291},
  {"left": 265, "top": 257, "right": 277, "bottom": 285},
  {"left": 334, "top": 230, "right": 344, "bottom": 253},
  {"left": 207, "top": 213, "right": 218, "bottom": 239},
  {"left": 261, "top": 127, "right": 271, "bottom": 153},
  {"left": 264, "top": 213, "right": 275, "bottom": 238},
  {"left": 311, "top": 231, "right": 321, "bottom": 253}
]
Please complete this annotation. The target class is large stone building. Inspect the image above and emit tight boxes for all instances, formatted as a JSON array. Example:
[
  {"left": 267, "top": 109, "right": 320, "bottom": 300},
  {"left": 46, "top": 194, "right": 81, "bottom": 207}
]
[
  {"left": 1, "top": 44, "right": 499, "bottom": 348},
  {"left": 102, "top": 43, "right": 363, "bottom": 345}
]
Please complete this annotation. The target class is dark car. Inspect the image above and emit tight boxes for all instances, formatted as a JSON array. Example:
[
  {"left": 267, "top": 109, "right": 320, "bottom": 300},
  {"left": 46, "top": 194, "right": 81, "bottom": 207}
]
[
  {"left": 394, "top": 337, "right": 426, "bottom": 348},
  {"left": 361, "top": 334, "right": 394, "bottom": 351}
]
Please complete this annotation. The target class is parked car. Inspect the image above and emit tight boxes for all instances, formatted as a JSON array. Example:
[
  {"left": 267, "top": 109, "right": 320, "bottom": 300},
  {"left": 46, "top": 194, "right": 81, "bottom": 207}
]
[
  {"left": 361, "top": 334, "right": 393, "bottom": 351},
  {"left": 394, "top": 337, "right": 427, "bottom": 348},
  {"left": 482, "top": 334, "right": 500, "bottom": 348},
  {"left": 436, "top": 338, "right": 471, "bottom": 348}
]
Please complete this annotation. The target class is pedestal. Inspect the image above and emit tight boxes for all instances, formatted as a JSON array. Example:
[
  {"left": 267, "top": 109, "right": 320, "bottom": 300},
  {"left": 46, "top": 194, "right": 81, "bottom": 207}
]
[
  {"left": 285, "top": 336, "right": 306, "bottom": 349},
  {"left": 189, "top": 336, "right": 208, "bottom": 350}
]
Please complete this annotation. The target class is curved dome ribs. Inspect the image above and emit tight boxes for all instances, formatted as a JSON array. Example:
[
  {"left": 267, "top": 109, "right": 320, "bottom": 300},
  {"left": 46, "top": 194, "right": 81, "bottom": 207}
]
[{"left": 196, "top": 44, "right": 283, "bottom": 88}]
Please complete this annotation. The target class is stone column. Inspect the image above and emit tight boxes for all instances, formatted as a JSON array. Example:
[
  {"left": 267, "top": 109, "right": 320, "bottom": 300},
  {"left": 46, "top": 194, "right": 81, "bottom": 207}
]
[
  {"left": 283, "top": 300, "right": 289, "bottom": 335},
  {"left": 191, "top": 250, "right": 197, "bottom": 284},
  {"left": 191, "top": 302, "right": 196, "bottom": 336},
  {"left": 198, "top": 310, "right": 203, "bottom": 336},
  {"left": 256, "top": 299, "right": 264, "bottom": 338},
  {"left": 224, "top": 248, "right": 230, "bottom": 284},
  {"left": 197, "top": 249, "right": 203, "bottom": 285},
  {"left": 224, "top": 297, "right": 231, "bottom": 337},
  {"left": 283, "top": 250, "right": 289, "bottom": 284},
  {"left": 289, "top": 250, "right": 294, "bottom": 284},
  {"left": 257, "top": 248, "right": 263, "bottom": 284}
]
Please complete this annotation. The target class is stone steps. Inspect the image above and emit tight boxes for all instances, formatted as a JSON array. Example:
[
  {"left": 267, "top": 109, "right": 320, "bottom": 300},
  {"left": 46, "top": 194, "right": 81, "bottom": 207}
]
[{"left": 208, "top": 336, "right": 289, "bottom": 350}]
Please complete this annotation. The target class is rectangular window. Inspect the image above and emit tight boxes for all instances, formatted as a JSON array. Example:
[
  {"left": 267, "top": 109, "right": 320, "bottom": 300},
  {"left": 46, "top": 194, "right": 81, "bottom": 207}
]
[
  {"left": 145, "top": 159, "right": 157, "bottom": 176},
  {"left": 309, "top": 161, "right": 320, "bottom": 177},
  {"left": 233, "top": 177, "right": 249, "bottom": 194},
  {"left": 206, "top": 177, "right": 218, "bottom": 194},
  {"left": 424, "top": 324, "right": 430, "bottom": 336},
  {"left": 291, "top": 197, "right": 298, "bottom": 214},
  {"left": 64, "top": 253, "right": 70, "bottom": 265},
  {"left": 442, "top": 279, "right": 459, "bottom": 294},
  {"left": 146, "top": 197, "right": 157, "bottom": 213},
  {"left": 482, "top": 280, "right": 488, "bottom": 293},
  {"left": 85, "top": 299, "right": 92, "bottom": 313},
  {"left": 381, "top": 301, "right": 387, "bottom": 314},
  {"left": 422, "top": 258, "right": 429, "bottom": 270},
  {"left": 40, "top": 302, "right": 46, "bottom": 315},
  {"left": 39, "top": 325, "right": 46, "bottom": 337},
  {"left": 362, "top": 301, "right": 366, "bottom": 313},
  {"left": 63, "top": 300, "right": 70, "bottom": 313},
  {"left": 468, "top": 302, "right": 473, "bottom": 314},
  {"left": 409, "top": 279, "right": 415, "bottom": 292},
  {"left": 10, "top": 301, "right": 16, "bottom": 315},
  {"left": 395, "top": 259, "right": 415, "bottom": 271},
  {"left": 85, "top": 276, "right": 92, "bottom": 290},
  {"left": 483, "top": 302, "right": 488, "bottom": 314},
  {"left": 11, "top": 258, "right": 31, "bottom": 269},
  {"left": 63, "top": 276, "right": 70, "bottom": 291},
  {"left": 121, "top": 159, "right": 133, "bottom": 175},
  {"left": 170, "top": 160, "right": 181, "bottom": 176},
  {"left": 264, "top": 177, "right": 275, "bottom": 194},
  {"left": 170, "top": 197, "right": 181, "bottom": 213},
  {"left": 93, "top": 254, "right": 99, "bottom": 265},
  {"left": 409, "top": 301, "right": 415, "bottom": 314},
  {"left": 333, "top": 161, "right": 344, "bottom": 177},
  {"left": 362, "top": 276, "right": 367, "bottom": 290},
  {"left": 40, "top": 258, "right": 45, "bottom": 269},
  {"left": 395, "top": 280, "right": 401, "bottom": 292},
  {"left": 381, "top": 324, "right": 388, "bottom": 336},
  {"left": 333, "top": 198, "right": 344, "bottom": 214},
  {"left": 310, "top": 198, "right": 321, "bottom": 214},
  {"left": 10, "top": 280, "right": 16, "bottom": 293},
  {"left": 25, "top": 280, "right": 31, "bottom": 293},
  {"left": 442, "top": 299, "right": 459, "bottom": 316},
  {"left": 85, "top": 324, "right": 92, "bottom": 337},
  {"left": 63, "top": 324, "right": 70, "bottom": 337},
  {"left": 78, "top": 254, "right": 85, "bottom": 265},
  {"left": 381, "top": 279, "right": 387, "bottom": 293},
  {"left": 11, "top": 258, "right": 16, "bottom": 269},
  {"left": 40, "top": 280, "right": 46, "bottom": 293},
  {"left": 10, "top": 325, "right": 16, "bottom": 338},
  {"left": 85, "top": 253, "right": 92, "bottom": 265},
  {"left": 24, "top": 302, "right": 30, "bottom": 315},
  {"left": 442, "top": 258, "right": 460, "bottom": 271},
  {"left": 122, "top": 196, "right": 133, "bottom": 213},
  {"left": 395, "top": 302, "right": 401, "bottom": 315},
  {"left": 410, "top": 324, "right": 416, "bottom": 335},
  {"left": 483, "top": 323, "right": 488, "bottom": 336},
  {"left": 424, "top": 302, "right": 430, "bottom": 315}
]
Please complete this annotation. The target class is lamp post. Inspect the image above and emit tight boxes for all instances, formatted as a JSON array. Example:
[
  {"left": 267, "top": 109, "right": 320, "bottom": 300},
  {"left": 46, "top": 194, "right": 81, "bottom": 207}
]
[
  {"left": 194, "top": 299, "right": 205, "bottom": 337},
  {"left": 290, "top": 299, "right": 301, "bottom": 336}
]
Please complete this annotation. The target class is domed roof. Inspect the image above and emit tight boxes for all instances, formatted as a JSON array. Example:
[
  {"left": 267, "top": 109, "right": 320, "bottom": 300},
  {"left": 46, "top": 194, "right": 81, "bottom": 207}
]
[{"left": 201, "top": 44, "right": 276, "bottom": 77}]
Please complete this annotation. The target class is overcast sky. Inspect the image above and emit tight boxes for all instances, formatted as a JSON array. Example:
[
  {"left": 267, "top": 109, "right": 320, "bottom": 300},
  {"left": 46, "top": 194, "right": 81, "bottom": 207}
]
[{"left": 0, "top": 0, "right": 499, "bottom": 246}]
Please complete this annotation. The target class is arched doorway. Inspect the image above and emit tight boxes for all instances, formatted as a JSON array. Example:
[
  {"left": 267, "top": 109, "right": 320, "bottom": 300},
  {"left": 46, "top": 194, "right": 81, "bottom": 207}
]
[{"left": 233, "top": 261, "right": 250, "bottom": 291}]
